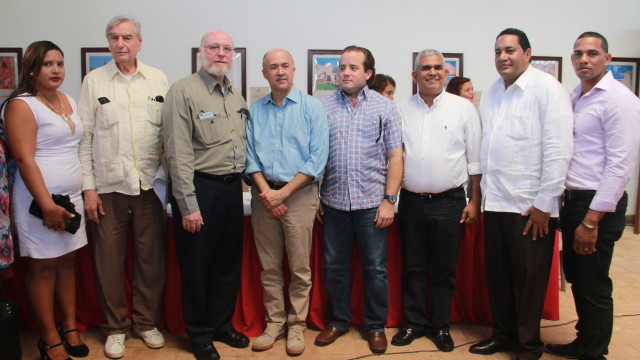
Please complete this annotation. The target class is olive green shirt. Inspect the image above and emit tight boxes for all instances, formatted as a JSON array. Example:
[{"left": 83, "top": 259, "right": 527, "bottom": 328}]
[{"left": 163, "top": 68, "right": 248, "bottom": 215}]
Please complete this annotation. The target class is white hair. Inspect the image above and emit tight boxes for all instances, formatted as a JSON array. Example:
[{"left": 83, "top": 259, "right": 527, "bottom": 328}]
[
  {"left": 414, "top": 49, "right": 444, "bottom": 71},
  {"left": 105, "top": 15, "right": 142, "bottom": 37}
]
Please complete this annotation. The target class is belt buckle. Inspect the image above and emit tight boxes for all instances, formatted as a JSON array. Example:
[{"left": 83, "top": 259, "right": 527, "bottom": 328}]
[{"left": 223, "top": 174, "right": 234, "bottom": 182}]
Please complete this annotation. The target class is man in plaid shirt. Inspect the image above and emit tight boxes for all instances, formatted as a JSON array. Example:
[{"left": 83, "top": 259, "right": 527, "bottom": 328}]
[{"left": 313, "top": 45, "right": 403, "bottom": 354}]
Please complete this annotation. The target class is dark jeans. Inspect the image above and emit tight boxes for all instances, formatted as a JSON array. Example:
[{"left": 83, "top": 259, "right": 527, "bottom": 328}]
[
  {"left": 560, "top": 191, "right": 627, "bottom": 360},
  {"left": 322, "top": 205, "right": 389, "bottom": 332},
  {"left": 484, "top": 211, "right": 557, "bottom": 360},
  {"left": 398, "top": 188, "right": 465, "bottom": 331},
  {"left": 171, "top": 175, "right": 244, "bottom": 345}
]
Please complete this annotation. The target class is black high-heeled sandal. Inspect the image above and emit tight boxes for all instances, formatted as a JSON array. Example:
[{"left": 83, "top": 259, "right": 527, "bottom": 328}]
[
  {"left": 56, "top": 323, "right": 90, "bottom": 357},
  {"left": 37, "top": 339, "right": 71, "bottom": 360}
]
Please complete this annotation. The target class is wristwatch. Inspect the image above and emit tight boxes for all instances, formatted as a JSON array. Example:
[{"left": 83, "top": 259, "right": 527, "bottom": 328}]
[{"left": 384, "top": 194, "right": 398, "bottom": 204}]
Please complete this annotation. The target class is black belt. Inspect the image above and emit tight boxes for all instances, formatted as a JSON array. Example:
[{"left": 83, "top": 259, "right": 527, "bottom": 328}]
[
  {"left": 194, "top": 171, "right": 242, "bottom": 183},
  {"left": 403, "top": 185, "right": 464, "bottom": 199},
  {"left": 564, "top": 189, "right": 596, "bottom": 200},
  {"left": 266, "top": 180, "right": 317, "bottom": 190},
  {"left": 266, "top": 180, "right": 288, "bottom": 190}
]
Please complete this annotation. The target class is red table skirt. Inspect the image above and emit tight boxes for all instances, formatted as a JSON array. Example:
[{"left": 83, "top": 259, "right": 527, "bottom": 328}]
[{"left": 3, "top": 214, "right": 559, "bottom": 337}]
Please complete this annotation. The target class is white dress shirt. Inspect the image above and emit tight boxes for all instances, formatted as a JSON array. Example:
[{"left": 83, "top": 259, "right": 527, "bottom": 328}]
[
  {"left": 401, "top": 92, "right": 481, "bottom": 193},
  {"left": 78, "top": 60, "right": 168, "bottom": 195},
  {"left": 480, "top": 66, "right": 573, "bottom": 217},
  {"left": 566, "top": 71, "right": 640, "bottom": 212}
]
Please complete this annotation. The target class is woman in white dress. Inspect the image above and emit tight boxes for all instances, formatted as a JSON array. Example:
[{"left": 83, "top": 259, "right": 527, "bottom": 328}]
[{"left": 3, "top": 41, "right": 88, "bottom": 360}]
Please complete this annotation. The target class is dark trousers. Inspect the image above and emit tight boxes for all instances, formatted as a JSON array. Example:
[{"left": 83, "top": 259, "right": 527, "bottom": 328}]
[
  {"left": 484, "top": 211, "right": 557, "bottom": 360},
  {"left": 322, "top": 205, "right": 389, "bottom": 332},
  {"left": 398, "top": 188, "right": 465, "bottom": 331},
  {"left": 560, "top": 191, "right": 627, "bottom": 360},
  {"left": 171, "top": 174, "right": 244, "bottom": 345}
]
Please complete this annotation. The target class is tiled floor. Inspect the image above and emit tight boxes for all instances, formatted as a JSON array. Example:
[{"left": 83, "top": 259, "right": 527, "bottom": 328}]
[{"left": 20, "top": 226, "right": 640, "bottom": 360}]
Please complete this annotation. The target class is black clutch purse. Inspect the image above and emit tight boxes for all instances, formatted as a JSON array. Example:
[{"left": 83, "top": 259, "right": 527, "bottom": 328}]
[{"left": 29, "top": 194, "right": 82, "bottom": 234}]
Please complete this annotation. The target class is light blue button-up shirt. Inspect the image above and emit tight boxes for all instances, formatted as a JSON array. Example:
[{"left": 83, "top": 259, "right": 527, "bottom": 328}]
[{"left": 246, "top": 86, "right": 329, "bottom": 183}]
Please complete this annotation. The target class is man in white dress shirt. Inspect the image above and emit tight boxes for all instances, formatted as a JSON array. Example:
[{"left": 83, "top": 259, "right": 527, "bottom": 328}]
[
  {"left": 391, "top": 49, "right": 481, "bottom": 352},
  {"left": 546, "top": 31, "right": 640, "bottom": 360},
  {"left": 469, "top": 28, "right": 573, "bottom": 360},
  {"left": 78, "top": 15, "right": 168, "bottom": 359}
]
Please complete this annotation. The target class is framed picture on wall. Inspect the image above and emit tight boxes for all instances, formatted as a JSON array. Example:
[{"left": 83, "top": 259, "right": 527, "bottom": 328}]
[
  {"left": 412, "top": 52, "right": 463, "bottom": 95},
  {"left": 606, "top": 57, "right": 639, "bottom": 95},
  {"left": 191, "top": 47, "right": 247, "bottom": 99},
  {"left": 81, "top": 48, "right": 112, "bottom": 80},
  {"left": 531, "top": 56, "right": 563, "bottom": 82},
  {"left": 0, "top": 47, "right": 23, "bottom": 104},
  {"left": 307, "top": 49, "right": 342, "bottom": 99}
]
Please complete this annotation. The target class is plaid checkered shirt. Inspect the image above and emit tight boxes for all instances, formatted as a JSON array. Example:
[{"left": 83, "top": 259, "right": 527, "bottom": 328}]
[{"left": 320, "top": 87, "right": 402, "bottom": 211}]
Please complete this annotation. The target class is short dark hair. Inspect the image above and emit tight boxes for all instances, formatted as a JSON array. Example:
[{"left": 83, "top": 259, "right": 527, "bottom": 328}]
[
  {"left": 497, "top": 28, "right": 531, "bottom": 52},
  {"left": 342, "top": 45, "right": 376, "bottom": 87},
  {"left": 369, "top": 74, "right": 395, "bottom": 94},
  {"left": 576, "top": 31, "right": 609, "bottom": 53},
  {"left": 445, "top": 76, "right": 471, "bottom": 96}
]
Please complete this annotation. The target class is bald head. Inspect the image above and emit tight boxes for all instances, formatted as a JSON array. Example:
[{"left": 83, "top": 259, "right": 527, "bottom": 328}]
[
  {"left": 262, "top": 48, "right": 296, "bottom": 96},
  {"left": 200, "top": 30, "right": 234, "bottom": 48},
  {"left": 262, "top": 48, "right": 294, "bottom": 69},
  {"left": 199, "top": 30, "right": 234, "bottom": 81}
]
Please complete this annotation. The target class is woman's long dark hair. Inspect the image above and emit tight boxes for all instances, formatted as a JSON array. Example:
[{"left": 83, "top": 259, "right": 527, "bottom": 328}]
[{"left": 1, "top": 41, "right": 64, "bottom": 112}]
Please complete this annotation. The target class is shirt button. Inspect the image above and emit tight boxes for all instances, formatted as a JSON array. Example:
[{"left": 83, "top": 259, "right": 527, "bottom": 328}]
[{"left": 275, "top": 144, "right": 279, "bottom": 147}]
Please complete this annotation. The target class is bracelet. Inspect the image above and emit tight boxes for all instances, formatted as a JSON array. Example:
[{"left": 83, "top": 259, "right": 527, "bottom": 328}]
[{"left": 581, "top": 221, "right": 598, "bottom": 231}]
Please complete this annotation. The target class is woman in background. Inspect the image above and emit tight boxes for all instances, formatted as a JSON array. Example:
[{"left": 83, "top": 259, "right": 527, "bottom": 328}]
[
  {"left": 370, "top": 73, "right": 396, "bottom": 100},
  {"left": 3, "top": 41, "right": 88, "bottom": 360},
  {"left": 445, "top": 76, "right": 474, "bottom": 102}
]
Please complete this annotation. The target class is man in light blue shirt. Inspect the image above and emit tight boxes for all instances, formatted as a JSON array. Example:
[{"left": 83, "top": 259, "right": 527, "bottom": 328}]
[{"left": 246, "top": 48, "right": 328, "bottom": 356}]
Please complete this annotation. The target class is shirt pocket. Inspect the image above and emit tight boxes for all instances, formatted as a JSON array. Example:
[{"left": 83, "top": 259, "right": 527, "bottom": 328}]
[
  {"left": 359, "top": 115, "right": 382, "bottom": 144},
  {"left": 193, "top": 111, "right": 231, "bottom": 147},
  {"left": 506, "top": 113, "right": 532, "bottom": 141},
  {"left": 142, "top": 102, "right": 163, "bottom": 153},
  {"left": 94, "top": 102, "right": 119, "bottom": 160}
]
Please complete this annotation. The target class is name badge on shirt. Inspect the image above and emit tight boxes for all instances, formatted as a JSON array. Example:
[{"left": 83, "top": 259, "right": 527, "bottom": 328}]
[{"left": 198, "top": 111, "right": 218, "bottom": 120}]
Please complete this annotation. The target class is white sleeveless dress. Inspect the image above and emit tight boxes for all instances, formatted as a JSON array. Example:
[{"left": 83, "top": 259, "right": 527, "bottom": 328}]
[{"left": 11, "top": 93, "right": 87, "bottom": 258}]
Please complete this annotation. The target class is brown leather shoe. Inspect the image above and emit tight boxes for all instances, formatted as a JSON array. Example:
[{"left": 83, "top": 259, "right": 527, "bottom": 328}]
[
  {"left": 368, "top": 331, "right": 387, "bottom": 354},
  {"left": 314, "top": 326, "right": 347, "bottom": 346}
]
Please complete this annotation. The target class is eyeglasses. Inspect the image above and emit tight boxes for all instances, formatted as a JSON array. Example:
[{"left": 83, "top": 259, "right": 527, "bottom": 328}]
[{"left": 203, "top": 44, "right": 234, "bottom": 55}]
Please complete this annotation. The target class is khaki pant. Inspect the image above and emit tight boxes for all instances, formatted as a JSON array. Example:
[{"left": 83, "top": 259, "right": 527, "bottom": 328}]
[
  {"left": 251, "top": 183, "right": 319, "bottom": 327},
  {"left": 91, "top": 189, "right": 166, "bottom": 335}
]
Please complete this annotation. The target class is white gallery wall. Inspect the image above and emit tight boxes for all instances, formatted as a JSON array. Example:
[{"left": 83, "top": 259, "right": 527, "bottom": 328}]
[{"left": 2, "top": 0, "right": 640, "bottom": 214}]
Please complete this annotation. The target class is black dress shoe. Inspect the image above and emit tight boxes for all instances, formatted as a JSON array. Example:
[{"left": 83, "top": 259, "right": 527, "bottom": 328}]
[
  {"left": 212, "top": 329, "right": 249, "bottom": 348},
  {"left": 545, "top": 342, "right": 581, "bottom": 359},
  {"left": 192, "top": 343, "right": 220, "bottom": 360},
  {"left": 391, "top": 328, "right": 424, "bottom": 346},
  {"left": 469, "top": 337, "right": 513, "bottom": 355},
  {"left": 428, "top": 329, "right": 454, "bottom": 352}
]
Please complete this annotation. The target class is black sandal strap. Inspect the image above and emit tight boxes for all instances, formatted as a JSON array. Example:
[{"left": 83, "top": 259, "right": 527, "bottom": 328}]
[
  {"left": 62, "top": 328, "right": 78, "bottom": 335},
  {"left": 43, "top": 341, "right": 65, "bottom": 351}
]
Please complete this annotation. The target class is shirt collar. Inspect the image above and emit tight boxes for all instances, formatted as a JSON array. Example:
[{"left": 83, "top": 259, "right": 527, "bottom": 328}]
[
  {"left": 509, "top": 64, "right": 534, "bottom": 90},
  {"left": 106, "top": 59, "right": 147, "bottom": 79},
  {"left": 267, "top": 86, "right": 300, "bottom": 105},
  {"left": 412, "top": 90, "right": 445, "bottom": 110},
  {"left": 573, "top": 70, "right": 615, "bottom": 97},
  {"left": 339, "top": 85, "right": 370, "bottom": 103},
  {"left": 197, "top": 67, "right": 234, "bottom": 95}
]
